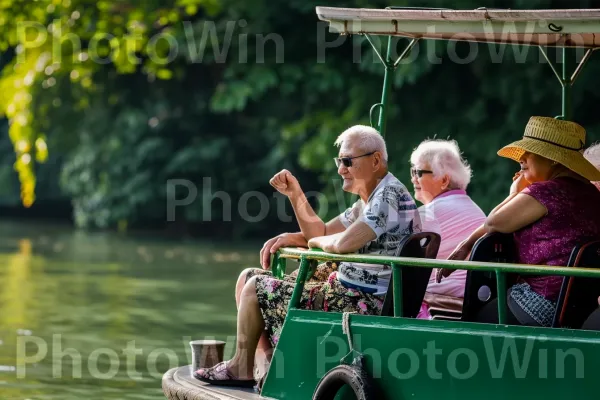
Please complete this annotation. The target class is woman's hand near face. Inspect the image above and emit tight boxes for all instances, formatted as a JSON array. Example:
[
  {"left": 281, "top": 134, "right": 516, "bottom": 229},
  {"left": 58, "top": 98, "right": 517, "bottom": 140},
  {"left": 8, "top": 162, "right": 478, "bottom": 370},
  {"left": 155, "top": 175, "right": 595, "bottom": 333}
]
[{"left": 510, "top": 172, "right": 531, "bottom": 195}]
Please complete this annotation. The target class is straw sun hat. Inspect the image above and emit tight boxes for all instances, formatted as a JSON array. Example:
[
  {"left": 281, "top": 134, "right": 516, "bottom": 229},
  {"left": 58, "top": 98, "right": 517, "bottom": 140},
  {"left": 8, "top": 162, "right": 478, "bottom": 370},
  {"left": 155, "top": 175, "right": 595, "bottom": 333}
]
[{"left": 497, "top": 116, "right": 600, "bottom": 181}]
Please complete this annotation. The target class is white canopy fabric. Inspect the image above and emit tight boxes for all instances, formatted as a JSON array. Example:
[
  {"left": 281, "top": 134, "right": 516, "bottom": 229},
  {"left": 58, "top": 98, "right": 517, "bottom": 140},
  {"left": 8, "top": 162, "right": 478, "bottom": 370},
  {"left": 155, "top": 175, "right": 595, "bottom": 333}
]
[{"left": 316, "top": 7, "right": 600, "bottom": 48}]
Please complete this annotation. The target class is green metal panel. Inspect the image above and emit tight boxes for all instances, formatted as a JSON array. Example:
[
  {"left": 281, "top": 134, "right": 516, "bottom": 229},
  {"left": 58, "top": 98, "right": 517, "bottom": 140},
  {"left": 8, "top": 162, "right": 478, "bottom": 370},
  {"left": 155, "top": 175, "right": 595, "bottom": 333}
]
[{"left": 261, "top": 310, "right": 600, "bottom": 399}]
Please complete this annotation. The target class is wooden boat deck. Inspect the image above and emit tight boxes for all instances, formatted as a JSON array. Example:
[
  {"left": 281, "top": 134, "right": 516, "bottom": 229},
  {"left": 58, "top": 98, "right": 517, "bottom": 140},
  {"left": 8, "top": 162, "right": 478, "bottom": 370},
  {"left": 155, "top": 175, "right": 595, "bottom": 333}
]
[{"left": 162, "top": 366, "right": 270, "bottom": 400}]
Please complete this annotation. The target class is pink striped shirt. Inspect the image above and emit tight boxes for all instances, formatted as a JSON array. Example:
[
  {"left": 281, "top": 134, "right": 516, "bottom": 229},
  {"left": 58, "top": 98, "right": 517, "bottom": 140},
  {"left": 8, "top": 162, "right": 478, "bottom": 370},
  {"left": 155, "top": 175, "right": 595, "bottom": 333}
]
[{"left": 417, "top": 190, "right": 486, "bottom": 319}]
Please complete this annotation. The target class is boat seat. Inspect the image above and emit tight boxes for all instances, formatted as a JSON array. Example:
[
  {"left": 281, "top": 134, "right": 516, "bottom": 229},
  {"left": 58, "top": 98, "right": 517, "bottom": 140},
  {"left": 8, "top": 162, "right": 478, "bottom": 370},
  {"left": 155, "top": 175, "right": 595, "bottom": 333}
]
[
  {"left": 461, "top": 232, "right": 518, "bottom": 322},
  {"left": 380, "top": 232, "right": 440, "bottom": 317},
  {"left": 552, "top": 240, "right": 600, "bottom": 329}
]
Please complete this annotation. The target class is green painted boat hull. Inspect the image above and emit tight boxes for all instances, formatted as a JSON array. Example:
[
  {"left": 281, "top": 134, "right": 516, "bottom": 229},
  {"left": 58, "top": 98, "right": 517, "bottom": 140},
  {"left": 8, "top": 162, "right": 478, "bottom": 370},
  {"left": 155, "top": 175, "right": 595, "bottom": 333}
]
[{"left": 261, "top": 310, "right": 600, "bottom": 399}]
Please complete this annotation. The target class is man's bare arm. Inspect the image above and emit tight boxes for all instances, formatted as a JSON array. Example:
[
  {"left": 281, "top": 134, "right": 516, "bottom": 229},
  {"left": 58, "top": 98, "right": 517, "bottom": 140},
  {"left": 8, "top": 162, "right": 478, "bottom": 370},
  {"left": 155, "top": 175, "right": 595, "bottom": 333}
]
[
  {"left": 270, "top": 169, "right": 329, "bottom": 240},
  {"left": 288, "top": 192, "right": 326, "bottom": 240},
  {"left": 324, "top": 216, "right": 346, "bottom": 236},
  {"left": 308, "top": 222, "right": 376, "bottom": 253}
]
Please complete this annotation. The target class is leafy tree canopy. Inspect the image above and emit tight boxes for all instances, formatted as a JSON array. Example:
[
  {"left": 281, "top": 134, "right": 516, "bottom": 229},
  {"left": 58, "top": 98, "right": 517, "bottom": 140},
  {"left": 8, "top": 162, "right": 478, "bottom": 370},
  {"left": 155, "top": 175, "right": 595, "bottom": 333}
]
[{"left": 1, "top": 0, "right": 600, "bottom": 237}]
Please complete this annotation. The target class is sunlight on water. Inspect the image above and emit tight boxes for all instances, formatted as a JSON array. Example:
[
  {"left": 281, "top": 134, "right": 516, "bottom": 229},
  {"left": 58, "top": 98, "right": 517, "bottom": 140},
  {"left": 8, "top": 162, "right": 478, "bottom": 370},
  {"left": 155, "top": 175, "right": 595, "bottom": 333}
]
[{"left": 0, "top": 221, "right": 256, "bottom": 399}]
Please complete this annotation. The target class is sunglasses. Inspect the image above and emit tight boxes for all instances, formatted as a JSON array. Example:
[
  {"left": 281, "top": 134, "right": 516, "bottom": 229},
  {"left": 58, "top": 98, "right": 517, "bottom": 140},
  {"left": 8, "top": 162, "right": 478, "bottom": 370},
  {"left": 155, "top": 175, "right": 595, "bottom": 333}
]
[
  {"left": 334, "top": 152, "right": 375, "bottom": 168},
  {"left": 410, "top": 168, "right": 433, "bottom": 178}
]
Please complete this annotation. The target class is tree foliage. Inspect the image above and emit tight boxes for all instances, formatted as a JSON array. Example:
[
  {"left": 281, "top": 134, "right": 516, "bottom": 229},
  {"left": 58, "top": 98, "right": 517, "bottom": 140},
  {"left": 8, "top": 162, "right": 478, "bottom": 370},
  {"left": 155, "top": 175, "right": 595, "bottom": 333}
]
[
  {"left": 1, "top": 0, "right": 600, "bottom": 236},
  {"left": 0, "top": 0, "right": 217, "bottom": 206}
]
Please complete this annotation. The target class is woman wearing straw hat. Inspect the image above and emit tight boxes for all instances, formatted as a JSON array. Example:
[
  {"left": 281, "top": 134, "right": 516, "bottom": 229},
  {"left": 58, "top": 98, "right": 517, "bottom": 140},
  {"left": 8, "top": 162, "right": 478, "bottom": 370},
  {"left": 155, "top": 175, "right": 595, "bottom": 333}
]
[{"left": 440, "top": 116, "right": 600, "bottom": 327}]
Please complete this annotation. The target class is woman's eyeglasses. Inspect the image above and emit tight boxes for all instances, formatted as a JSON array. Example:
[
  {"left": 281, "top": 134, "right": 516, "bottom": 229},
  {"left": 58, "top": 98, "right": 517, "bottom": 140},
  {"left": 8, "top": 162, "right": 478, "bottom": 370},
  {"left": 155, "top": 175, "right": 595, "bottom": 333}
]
[
  {"left": 334, "top": 152, "right": 375, "bottom": 168},
  {"left": 410, "top": 168, "right": 433, "bottom": 178}
]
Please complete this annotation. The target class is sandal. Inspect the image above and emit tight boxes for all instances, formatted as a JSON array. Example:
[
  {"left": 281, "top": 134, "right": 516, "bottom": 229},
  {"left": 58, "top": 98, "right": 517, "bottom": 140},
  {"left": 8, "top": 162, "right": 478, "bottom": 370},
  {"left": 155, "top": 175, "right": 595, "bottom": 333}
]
[{"left": 193, "top": 360, "right": 257, "bottom": 388}]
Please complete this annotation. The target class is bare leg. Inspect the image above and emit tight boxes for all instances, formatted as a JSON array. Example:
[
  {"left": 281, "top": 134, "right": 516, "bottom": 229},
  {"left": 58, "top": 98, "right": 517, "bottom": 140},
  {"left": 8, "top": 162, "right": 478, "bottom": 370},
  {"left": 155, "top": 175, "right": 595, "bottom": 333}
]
[
  {"left": 254, "top": 334, "right": 272, "bottom": 379},
  {"left": 235, "top": 268, "right": 273, "bottom": 378},
  {"left": 227, "top": 277, "right": 265, "bottom": 379},
  {"left": 235, "top": 268, "right": 258, "bottom": 308}
]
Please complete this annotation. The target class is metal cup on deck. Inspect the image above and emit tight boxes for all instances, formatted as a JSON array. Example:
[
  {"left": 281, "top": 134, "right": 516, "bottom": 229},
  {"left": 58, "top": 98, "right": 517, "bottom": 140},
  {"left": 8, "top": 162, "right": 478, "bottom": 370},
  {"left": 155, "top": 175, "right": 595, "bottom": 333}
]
[{"left": 189, "top": 339, "right": 226, "bottom": 373}]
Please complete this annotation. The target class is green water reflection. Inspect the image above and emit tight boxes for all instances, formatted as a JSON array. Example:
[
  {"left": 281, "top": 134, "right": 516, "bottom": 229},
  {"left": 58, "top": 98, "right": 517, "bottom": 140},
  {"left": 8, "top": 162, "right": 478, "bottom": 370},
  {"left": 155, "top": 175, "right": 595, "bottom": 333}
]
[{"left": 0, "top": 221, "right": 255, "bottom": 399}]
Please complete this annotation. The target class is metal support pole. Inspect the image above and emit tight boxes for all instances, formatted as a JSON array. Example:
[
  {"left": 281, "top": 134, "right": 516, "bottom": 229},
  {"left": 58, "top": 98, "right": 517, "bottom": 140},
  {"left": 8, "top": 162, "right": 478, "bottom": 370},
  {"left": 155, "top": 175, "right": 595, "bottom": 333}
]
[
  {"left": 377, "top": 36, "right": 394, "bottom": 138},
  {"left": 391, "top": 262, "right": 403, "bottom": 317},
  {"left": 538, "top": 46, "right": 593, "bottom": 121},
  {"left": 393, "top": 38, "right": 419, "bottom": 69},
  {"left": 562, "top": 48, "right": 572, "bottom": 121},
  {"left": 364, "top": 34, "right": 386, "bottom": 65},
  {"left": 370, "top": 103, "right": 383, "bottom": 129},
  {"left": 366, "top": 37, "right": 418, "bottom": 136},
  {"left": 496, "top": 270, "right": 507, "bottom": 324},
  {"left": 276, "top": 256, "right": 286, "bottom": 279},
  {"left": 538, "top": 46, "right": 563, "bottom": 85},
  {"left": 271, "top": 252, "right": 280, "bottom": 278},
  {"left": 570, "top": 48, "right": 593, "bottom": 84},
  {"left": 288, "top": 256, "right": 309, "bottom": 311}
]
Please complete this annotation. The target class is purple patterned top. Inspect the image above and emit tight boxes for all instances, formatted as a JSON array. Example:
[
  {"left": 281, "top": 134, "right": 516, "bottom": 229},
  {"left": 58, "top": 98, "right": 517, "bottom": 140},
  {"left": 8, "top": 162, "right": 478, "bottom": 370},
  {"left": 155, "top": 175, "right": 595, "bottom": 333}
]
[{"left": 514, "top": 177, "right": 600, "bottom": 301}]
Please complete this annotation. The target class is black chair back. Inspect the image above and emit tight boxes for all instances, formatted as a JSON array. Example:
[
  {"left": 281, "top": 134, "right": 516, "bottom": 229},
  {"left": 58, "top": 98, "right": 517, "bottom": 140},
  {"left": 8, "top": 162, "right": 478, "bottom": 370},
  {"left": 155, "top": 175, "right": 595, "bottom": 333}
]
[
  {"left": 380, "top": 232, "right": 441, "bottom": 317},
  {"left": 552, "top": 240, "right": 600, "bottom": 329},
  {"left": 462, "top": 233, "right": 518, "bottom": 322}
]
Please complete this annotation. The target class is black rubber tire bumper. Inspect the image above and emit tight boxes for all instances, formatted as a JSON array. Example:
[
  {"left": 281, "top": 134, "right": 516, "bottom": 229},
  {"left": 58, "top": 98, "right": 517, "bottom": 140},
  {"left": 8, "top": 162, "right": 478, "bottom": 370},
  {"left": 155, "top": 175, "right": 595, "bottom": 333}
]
[{"left": 312, "top": 364, "right": 374, "bottom": 400}]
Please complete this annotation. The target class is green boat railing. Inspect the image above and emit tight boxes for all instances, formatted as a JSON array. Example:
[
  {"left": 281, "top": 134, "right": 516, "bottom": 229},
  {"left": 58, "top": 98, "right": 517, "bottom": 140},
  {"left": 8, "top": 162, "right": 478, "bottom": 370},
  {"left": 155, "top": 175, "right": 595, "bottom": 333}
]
[{"left": 272, "top": 247, "right": 600, "bottom": 324}]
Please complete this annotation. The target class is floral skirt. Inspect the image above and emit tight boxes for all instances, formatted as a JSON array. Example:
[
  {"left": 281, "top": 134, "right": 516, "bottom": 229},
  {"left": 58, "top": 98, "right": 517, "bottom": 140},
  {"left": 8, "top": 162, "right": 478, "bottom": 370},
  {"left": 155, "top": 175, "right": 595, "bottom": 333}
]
[{"left": 246, "top": 262, "right": 384, "bottom": 347}]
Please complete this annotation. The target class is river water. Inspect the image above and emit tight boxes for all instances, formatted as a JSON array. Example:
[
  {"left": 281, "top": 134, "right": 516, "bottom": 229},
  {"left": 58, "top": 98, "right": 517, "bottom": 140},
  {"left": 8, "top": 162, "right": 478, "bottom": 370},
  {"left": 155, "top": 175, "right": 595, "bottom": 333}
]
[{"left": 0, "top": 220, "right": 255, "bottom": 399}]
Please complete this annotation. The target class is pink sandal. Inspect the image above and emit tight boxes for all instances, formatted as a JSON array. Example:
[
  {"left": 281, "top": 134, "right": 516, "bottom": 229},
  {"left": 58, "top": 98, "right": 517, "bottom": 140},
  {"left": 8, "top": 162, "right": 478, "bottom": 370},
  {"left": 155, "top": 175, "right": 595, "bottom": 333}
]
[{"left": 193, "top": 361, "right": 257, "bottom": 388}]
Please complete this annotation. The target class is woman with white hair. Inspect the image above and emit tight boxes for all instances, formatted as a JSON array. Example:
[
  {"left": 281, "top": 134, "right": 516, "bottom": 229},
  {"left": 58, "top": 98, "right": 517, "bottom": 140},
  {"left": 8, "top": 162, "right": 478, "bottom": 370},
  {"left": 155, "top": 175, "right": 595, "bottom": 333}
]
[{"left": 410, "top": 139, "right": 486, "bottom": 319}]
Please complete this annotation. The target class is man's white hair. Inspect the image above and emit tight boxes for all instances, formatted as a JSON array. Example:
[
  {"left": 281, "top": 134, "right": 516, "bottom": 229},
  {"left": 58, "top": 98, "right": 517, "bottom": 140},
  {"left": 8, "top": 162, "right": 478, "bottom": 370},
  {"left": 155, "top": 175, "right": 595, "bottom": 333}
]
[
  {"left": 584, "top": 143, "right": 600, "bottom": 171},
  {"left": 334, "top": 125, "right": 388, "bottom": 162},
  {"left": 410, "top": 139, "right": 472, "bottom": 190}
]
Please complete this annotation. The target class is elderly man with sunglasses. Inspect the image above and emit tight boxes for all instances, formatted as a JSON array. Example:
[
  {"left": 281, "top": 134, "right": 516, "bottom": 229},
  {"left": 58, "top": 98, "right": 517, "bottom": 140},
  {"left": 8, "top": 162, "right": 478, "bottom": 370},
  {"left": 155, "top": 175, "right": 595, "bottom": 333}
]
[{"left": 194, "top": 125, "right": 421, "bottom": 388}]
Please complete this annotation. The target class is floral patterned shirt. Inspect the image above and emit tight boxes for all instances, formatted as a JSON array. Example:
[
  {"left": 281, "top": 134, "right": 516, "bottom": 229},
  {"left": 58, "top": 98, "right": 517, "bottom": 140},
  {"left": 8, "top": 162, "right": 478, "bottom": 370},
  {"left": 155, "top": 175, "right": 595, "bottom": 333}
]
[{"left": 337, "top": 172, "right": 421, "bottom": 295}]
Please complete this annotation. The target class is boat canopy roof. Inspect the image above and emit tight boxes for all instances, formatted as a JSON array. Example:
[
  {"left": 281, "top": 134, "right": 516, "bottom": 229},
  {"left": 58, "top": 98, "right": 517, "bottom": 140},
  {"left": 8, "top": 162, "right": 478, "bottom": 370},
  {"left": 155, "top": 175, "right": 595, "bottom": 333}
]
[{"left": 316, "top": 7, "right": 600, "bottom": 48}]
